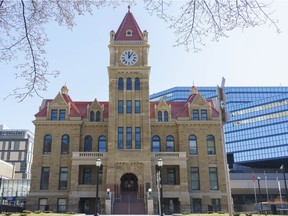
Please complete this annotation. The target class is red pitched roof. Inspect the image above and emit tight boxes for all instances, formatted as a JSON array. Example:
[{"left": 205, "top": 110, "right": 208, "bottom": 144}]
[
  {"left": 114, "top": 9, "right": 144, "bottom": 41},
  {"left": 35, "top": 97, "right": 109, "bottom": 119}
]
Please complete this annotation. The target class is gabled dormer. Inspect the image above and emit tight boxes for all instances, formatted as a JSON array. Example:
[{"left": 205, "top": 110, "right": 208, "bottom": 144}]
[
  {"left": 188, "top": 86, "right": 212, "bottom": 120},
  {"left": 87, "top": 99, "right": 104, "bottom": 122},
  {"left": 47, "top": 86, "right": 71, "bottom": 121},
  {"left": 154, "top": 98, "right": 171, "bottom": 122}
]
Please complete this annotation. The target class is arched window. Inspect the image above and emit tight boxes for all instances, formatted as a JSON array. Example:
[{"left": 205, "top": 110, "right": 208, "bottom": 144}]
[
  {"left": 189, "top": 135, "right": 198, "bottom": 155},
  {"left": 118, "top": 78, "right": 124, "bottom": 90},
  {"left": 135, "top": 77, "right": 140, "bottom": 90},
  {"left": 127, "top": 77, "right": 132, "bottom": 90},
  {"left": 151, "top": 136, "right": 161, "bottom": 152},
  {"left": 96, "top": 111, "right": 101, "bottom": 122},
  {"left": 90, "top": 111, "right": 94, "bottom": 122},
  {"left": 158, "top": 111, "right": 162, "bottom": 122},
  {"left": 61, "top": 134, "right": 70, "bottom": 154},
  {"left": 164, "top": 111, "right": 168, "bottom": 122},
  {"left": 84, "top": 135, "right": 92, "bottom": 152},
  {"left": 43, "top": 134, "right": 52, "bottom": 154},
  {"left": 98, "top": 136, "right": 107, "bottom": 152},
  {"left": 166, "top": 135, "right": 175, "bottom": 152},
  {"left": 207, "top": 135, "right": 216, "bottom": 155}
]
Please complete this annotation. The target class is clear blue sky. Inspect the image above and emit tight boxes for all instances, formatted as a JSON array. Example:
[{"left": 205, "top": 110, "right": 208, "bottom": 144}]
[{"left": 1, "top": 1, "right": 288, "bottom": 133}]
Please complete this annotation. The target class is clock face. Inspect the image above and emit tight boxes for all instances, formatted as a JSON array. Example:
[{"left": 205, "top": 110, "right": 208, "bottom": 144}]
[{"left": 120, "top": 50, "right": 138, "bottom": 66}]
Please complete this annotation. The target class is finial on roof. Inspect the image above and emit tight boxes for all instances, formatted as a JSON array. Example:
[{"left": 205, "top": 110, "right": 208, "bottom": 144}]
[
  {"left": 128, "top": 5, "right": 130, "bottom": 12},
  {"left": 190, "top": 85, "right": 198, "bottom": 95},
  {"left": 61, "top": 85, "right": 69, "bottom": 95}
]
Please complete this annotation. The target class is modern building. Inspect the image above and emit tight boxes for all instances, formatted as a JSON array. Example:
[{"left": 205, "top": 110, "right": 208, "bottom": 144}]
[
  {"left": 150, "top": 86, "right": 288, "bottom": 169},
  {"left": 0, "top": 125, "right": 34, "bottom": 179},
  {"left": 27, "top": 8, "right": 231, "bottom": 214}
]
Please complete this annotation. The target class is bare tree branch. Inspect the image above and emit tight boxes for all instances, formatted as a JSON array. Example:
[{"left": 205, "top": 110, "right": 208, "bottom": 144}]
[
  {"left": 144, "top": 0, "right": 280, "bottom": 52},
  {"left": 0, "top": 0, "right": 280, "bottom": 101}
]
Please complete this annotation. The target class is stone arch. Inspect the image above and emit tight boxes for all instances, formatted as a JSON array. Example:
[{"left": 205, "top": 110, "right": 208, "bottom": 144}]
[{"left": 120, "top": 173, "right": 138, "bottom": 191}]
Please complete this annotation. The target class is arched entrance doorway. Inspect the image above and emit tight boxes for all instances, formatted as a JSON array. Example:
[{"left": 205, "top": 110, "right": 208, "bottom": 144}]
[
  {"left": 113, "top": 173, "right": 145, "bottom": 214},
  {"left": 120, "top": 173, "right": 138, "bottom": 191}
]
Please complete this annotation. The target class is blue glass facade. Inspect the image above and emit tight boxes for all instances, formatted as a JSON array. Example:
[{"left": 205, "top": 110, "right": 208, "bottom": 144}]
[{"left": 150, "top": 87, "right": 288, "bottom": 168}]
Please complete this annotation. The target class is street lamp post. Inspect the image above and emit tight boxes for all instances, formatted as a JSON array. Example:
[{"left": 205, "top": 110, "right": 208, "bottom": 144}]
[
  {"left": 156, "top": 159, "right": 164, "bottom": 216},
  {"left": 280, "top": 165, "right": 288, "bottom": 201},
  {"left": 95, "top": 158, "right": 102, "bottom": 216},
  {"left": 257, "top": 176, "right": 263, "bottom": 213}
]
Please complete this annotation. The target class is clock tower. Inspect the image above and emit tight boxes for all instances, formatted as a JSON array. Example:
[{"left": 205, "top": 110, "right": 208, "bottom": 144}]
[{"left": 106, "top": 7, "right": 152, "bottom": 196}]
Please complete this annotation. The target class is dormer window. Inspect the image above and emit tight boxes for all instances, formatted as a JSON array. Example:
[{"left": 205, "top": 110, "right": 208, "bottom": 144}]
[
  {"left": 50, "top": 109, "right": 66, "bottom": 121},
  {"left": 126, "top": 29, "right": 133, "bottom": 37}
]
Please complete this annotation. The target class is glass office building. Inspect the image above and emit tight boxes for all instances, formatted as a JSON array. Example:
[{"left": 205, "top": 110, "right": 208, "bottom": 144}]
[{"left": 150, "top": 86, "right": 288, "bottom": 168}]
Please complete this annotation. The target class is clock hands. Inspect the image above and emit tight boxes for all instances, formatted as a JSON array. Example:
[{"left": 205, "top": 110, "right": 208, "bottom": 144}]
[{"left": 128, "top": 51, "right": 133, "bottom": 59}]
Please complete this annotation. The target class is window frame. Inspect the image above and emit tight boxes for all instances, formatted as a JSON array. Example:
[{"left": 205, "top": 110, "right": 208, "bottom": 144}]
[
  {"left": 51, "top": 109, "right": 57, "bottom": 120},
  {"left": 209, "top": 167, "right": 219, "bottom": 190},
  {"left": 189, "top": 135, "right": 198, "bottom": 155},
  {"left": 40, "top": 167, "right": 50, "bottom": 190},
  {"left": 98, "top": 136, "right": 107, "bottom": 152},
  {"left": 192, "top": 109, "right": 199, "bottom": 120},
  {"left": 201, "top": 109, "right": 208, "bottom": 120},
  {"left": 43, "top": 134, "right": 52, "bottom": 154},
  {"left": 158, "top": 111, "right": 162, "bottom": 122},
  {"left": 126, "top": 100, "right": 132, "bottom": 113},
  {"left": 126, "top": 77, "right": 132, "bottom": 90},
  {"left": 166, "top": 135, "right": 175, "bottom": 152},
  {"left": 135, "top": 100, "right": 140, "bottom": 113},
  {"left": 126, "top": 127, "right": 132, "bottom": 149},
  {"left": 118, "top": 100, "right": 124, "bottom": 114},
  {"left": 118, "top": 127, "right": 124, "bottom": 149},
  {"left": 135, "top": 77, "right": 140, "bottom": 90},
  {"left": 135, "top": 127, "right": 141, "bottom": 149},
  {"left": 84, "top": 135, "right": 92, "bottom": 152},
  {"left": 59, "top": 109, "right": 66, "bottom": 120},
  {"left": 58, "top": 167, "right": 68, "bottom": 190},
  {"left": 207, "top": 135, "right": 216, "bottom": 155},
  {"left": 61, "top": 134, "right": 70, "bottom": 154},
  {"left": 191, "top": 167, "right": 200, "bottom": 190},
  {"left": 152, "top": 136, "right": 161, "bottom": 152},
  {"left": 118, "top": 78, "right": 124, "bottom": 90}
]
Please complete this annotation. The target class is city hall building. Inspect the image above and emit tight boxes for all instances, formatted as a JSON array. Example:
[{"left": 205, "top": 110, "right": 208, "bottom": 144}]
[{"left": 27, "top": 9, "right": 230, "bottom": 214}]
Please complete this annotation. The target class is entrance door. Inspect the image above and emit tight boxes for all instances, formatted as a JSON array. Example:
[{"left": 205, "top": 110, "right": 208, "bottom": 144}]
[{"left": 120, "top": 173, "right": 138, "bottom": 191}]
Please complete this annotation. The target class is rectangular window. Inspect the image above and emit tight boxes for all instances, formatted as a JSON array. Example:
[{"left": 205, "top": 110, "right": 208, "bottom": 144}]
[
  {"left": 57, "top": 198, "right": 67, "bottom": 213},
  {"left": 39, "top": 198, "right": 48, "bottom": 211},
  {"left": 192, "top": 198, "right": 202, "bottom": 213},
  {"left": 167, "top": 168, "right": 176, "bottom": 185},
  {"left": 126, "top": 100, "right": 132, "bottom": 113},
  {"left": 192, "top": 109, "right": 199, "bottom": 120},
  {"left": 14, "top": 141, "right": 20, "bottom": 150},
  {"left": 118, "top": 100, "right": 123, "bottom": 114},
  {"left": 191, "top": 167, "right": 200, "bottom": 190},
  {"left": 126, "top": 127, "right": 132, "bottom": 149},
  {"left": 59, "top": 167, "right": 68, "bottom": 190},
  {"left": 59, "top": 109, "right": 66, "bottom": 120},
  {"left": 118, "top": 127, "right": 123, "bottom": 149},
  {"left": 40, "top": 167, "right": 50, "bottom": 190},
  {"left": 211, "top": 198, "right": 221, "bottom": 212},
  {"left": 201, "top": 109, "right": 208, "bottom": 120},
  {"left": 209, "top": 167, "right": 219, "bottom": 190},
  {"left": 83, "top": 167, "right": 91, "bottom": 184},
  {"left": 51, "top": 109, "right": 57, "bottom": 120},
  {"left": 135, "top": 127, "right": 141, "bottom": 149},
  {"left": 135, "top": 100, "right": 140, "bottom": 113}
]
